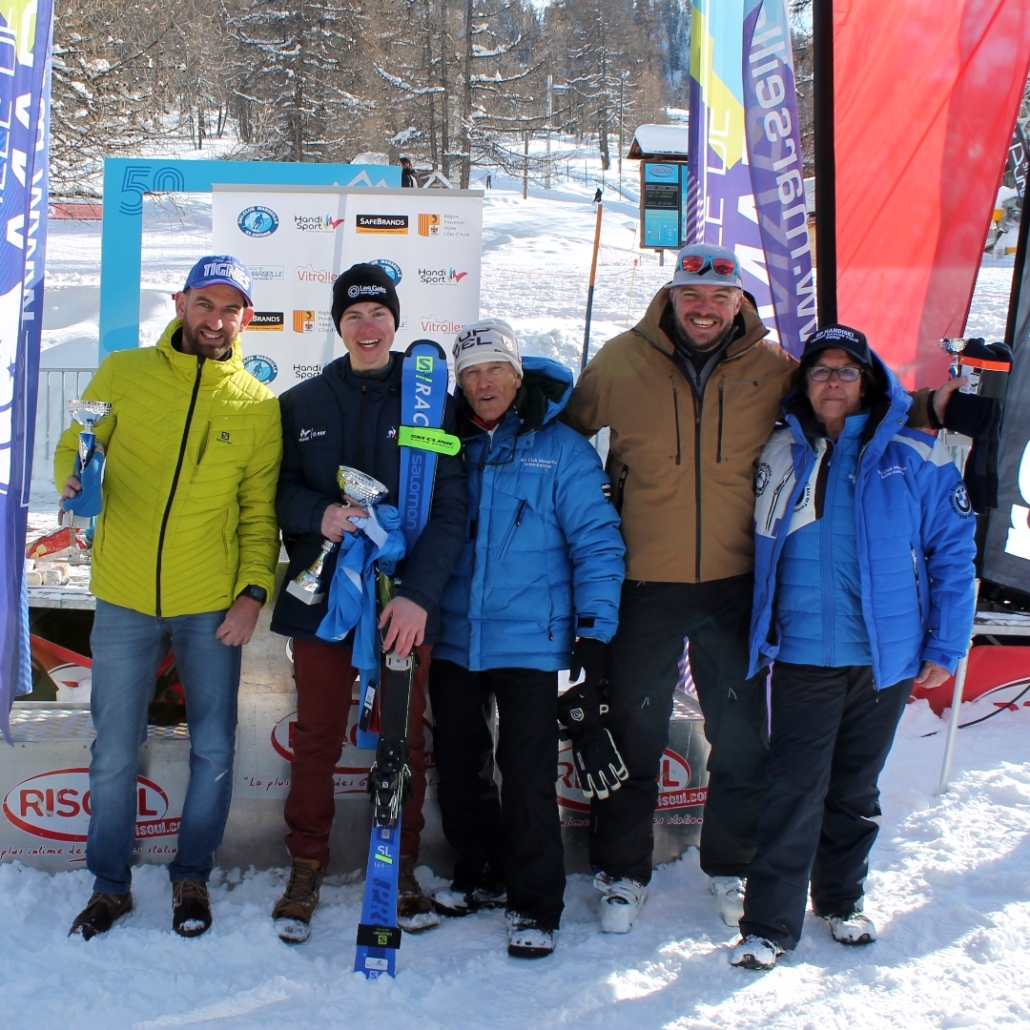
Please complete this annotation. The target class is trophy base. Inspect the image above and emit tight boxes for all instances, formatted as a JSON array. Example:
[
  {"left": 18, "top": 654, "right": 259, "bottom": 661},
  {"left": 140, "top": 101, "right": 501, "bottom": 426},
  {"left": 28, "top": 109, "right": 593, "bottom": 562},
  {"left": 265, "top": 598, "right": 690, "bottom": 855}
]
[
  {"left": 286, "top": 578, "right": 325, "bottom": 605},
  {"left": 61, "top": 512, "right": 93, "bottom": 530}
]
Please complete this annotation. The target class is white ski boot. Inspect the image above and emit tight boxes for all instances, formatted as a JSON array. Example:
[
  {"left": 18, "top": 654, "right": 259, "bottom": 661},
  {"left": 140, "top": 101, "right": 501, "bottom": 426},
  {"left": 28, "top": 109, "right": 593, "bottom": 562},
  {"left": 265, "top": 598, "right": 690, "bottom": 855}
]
[
  {"left": 594, "top": 872, "right": 647, "bottom": 934},
  {"left": 709, "top": 876, "right": 746, "bottom": 927},
  {"left": 827, "top": 911, "right": 877, "bottom": 945},
  {"left": 730, "top": 934, "right": 784, "bottom": 970}
]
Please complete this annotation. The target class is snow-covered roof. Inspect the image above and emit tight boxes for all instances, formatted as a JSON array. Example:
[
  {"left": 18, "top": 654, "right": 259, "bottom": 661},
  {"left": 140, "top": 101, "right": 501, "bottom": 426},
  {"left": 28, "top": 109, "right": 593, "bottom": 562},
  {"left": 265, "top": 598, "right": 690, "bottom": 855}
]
[{"left": 628, "top": 124, "right": 689, "bottom": 160}]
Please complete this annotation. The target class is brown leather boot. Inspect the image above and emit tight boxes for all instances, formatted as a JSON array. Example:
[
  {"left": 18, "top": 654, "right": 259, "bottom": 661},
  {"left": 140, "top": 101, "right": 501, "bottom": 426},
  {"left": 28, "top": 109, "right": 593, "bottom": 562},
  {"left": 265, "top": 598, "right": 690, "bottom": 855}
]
[
  {"left": 397, "top": 857, "right": 440, "bottom": 933},
  {"left": 69, "top": 891, "right": 133, "bottom": 940},
  {"left": 272, "top": 857, "right": 324, "bottom": 943}
]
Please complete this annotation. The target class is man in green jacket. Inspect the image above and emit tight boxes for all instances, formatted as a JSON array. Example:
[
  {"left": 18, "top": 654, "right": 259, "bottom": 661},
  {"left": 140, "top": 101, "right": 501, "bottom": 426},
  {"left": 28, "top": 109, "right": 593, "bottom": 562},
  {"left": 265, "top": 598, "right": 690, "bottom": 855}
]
[{"left": 54, "top": 255, "right": 282, "bottom": 941}]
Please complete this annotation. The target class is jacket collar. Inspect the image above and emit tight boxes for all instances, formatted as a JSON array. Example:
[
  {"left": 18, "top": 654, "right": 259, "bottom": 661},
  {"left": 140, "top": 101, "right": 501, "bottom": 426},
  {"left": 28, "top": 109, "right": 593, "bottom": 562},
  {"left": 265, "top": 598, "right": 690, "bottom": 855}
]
[{"left": 156, "top": 319, "right": 245, "bottom": 384}]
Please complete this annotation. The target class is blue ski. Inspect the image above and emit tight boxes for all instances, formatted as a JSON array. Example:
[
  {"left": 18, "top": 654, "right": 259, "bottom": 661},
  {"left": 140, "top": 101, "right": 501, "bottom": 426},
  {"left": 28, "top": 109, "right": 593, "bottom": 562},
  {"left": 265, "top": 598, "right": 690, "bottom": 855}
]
[{"left": 354, "top": 340, "right": 452, "bottom": 980}]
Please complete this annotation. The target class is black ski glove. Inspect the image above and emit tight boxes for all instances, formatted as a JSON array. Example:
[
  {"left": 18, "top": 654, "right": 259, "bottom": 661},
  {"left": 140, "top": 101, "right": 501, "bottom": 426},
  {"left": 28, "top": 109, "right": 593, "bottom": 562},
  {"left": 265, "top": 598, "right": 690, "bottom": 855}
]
[{"left": 557, "top": 638, "right": 628, "bottom": 801}]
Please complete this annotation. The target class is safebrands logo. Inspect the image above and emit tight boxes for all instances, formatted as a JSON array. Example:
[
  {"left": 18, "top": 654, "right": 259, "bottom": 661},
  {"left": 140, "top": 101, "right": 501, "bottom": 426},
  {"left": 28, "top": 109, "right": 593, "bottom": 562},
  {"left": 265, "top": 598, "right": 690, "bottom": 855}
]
[
  {"left": 3, "top": 768, "right": 179, "bottom": 842},
  {"left": 418, "top": 267, "right": 468, "bottom": 285},
  {"left": 248, "top": 311, "right": 284, "bottom": 331},
  {"left": 296, "top": 265, "right": 338, "bottom": 283},
  {"left": 356, "top": 214, "right": 408, "bottom": 234},
  {"left": 237, "top": 206, "right": 279, "bottom": 237},
  {"left": 556, "top": 744, "right": 703, "bottom": 813},
  {"left": 294, "top": 214, "right": 345, "bottom": 232}
]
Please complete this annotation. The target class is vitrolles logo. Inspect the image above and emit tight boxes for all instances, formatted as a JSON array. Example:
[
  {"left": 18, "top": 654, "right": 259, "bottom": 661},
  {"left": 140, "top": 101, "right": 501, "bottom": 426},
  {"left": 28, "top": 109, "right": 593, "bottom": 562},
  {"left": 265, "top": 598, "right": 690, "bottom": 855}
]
[{"left": 3, "top": 768, "right": 179, "bottom": 842}]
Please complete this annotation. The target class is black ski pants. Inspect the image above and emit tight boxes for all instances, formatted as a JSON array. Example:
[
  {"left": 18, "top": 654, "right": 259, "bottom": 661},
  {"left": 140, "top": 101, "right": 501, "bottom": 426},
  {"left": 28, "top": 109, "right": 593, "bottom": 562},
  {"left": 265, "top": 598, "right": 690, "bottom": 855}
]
[
  {"left": 740, "top": 663, "right": 912, "bottom": 950},
  {"left": 590, "top": 576, "right": 769, "bottom": 884},
  {"left": 428, "top": 659, "right": 566, "bottom": 930}
]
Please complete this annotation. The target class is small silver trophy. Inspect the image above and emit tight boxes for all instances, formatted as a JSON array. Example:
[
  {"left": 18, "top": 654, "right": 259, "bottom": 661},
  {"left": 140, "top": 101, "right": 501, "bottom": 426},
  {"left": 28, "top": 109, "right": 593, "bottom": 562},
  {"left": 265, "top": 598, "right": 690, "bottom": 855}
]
[
  {"left": 286, "top": 466, "right": 389, "bottom": 605},
  {"left": 62, "top": 399, "right": 113, "bottom": 529},
  {"left": 939, "top": 337, "right": 968, "bottom": 379}
]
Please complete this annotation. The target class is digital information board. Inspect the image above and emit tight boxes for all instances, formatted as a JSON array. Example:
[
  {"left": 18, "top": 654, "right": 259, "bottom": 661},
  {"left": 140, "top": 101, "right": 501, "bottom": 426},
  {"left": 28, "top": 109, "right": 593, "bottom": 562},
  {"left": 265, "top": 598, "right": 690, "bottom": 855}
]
[{"left": 641, "top": 161, "right": 689, "bottom": 250}]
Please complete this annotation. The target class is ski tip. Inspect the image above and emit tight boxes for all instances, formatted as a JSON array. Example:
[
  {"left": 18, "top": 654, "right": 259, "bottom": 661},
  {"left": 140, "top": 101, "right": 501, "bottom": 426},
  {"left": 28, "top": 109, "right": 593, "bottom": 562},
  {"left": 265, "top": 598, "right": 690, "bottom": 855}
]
[{"left": 405, "top": 339, "right": 446, "bottom": 358}]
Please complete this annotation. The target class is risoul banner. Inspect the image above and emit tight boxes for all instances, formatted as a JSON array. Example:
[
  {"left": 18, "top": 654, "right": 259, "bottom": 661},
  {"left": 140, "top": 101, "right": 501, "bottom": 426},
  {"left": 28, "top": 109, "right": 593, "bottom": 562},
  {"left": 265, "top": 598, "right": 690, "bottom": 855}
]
[
  {"left": 0, "top": 1, "right": 54, "bottom": 741},
  {"left": 688, "top": 0, "right": 814, "bottom": 355}
]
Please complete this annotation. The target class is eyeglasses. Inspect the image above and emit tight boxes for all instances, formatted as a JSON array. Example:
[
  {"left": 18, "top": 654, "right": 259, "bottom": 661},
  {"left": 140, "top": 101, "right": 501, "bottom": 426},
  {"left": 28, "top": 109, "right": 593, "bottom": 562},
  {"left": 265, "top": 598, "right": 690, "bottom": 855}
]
[
  {"left": 680, "top": 252, "right": 739, "bottom": 277},
  {"left": 806, "top": 365, "right": 862, "bottom": 383}
]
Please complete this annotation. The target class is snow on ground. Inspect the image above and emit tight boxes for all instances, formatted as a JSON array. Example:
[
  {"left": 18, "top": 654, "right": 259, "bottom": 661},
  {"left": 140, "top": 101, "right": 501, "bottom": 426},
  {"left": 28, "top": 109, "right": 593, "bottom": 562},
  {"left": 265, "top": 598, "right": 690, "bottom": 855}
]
[
  {"left": 1, "top": 700, "right": 1028, "bottom": 1029},
  {"left": 18, "top": 151, "right": 1030, "bottom": 1027}
]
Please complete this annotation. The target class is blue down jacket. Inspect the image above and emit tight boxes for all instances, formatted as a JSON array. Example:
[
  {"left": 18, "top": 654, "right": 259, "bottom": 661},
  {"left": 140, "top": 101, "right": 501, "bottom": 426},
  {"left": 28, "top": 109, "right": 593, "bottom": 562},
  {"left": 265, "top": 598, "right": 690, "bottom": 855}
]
[
  {"left": 436, "top": 356, "right": 626, "bottom": 672},
  {"left": 749, "top": 353, "right": 976, "bottom": 688}
]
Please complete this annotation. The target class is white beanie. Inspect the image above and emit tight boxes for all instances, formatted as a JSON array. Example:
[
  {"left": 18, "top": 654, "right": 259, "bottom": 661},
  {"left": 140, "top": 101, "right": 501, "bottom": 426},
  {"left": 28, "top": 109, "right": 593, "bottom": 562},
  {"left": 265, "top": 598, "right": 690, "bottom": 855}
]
[{"left": 453, "top": 318, "right": 523, "bottom": 378}]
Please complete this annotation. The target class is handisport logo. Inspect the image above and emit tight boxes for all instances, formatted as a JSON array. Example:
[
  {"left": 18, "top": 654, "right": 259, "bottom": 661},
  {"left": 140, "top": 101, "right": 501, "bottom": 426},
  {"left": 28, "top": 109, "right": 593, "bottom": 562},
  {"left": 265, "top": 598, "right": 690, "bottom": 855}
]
[
  {"left": 243, "top": 354, "right": 278, "bottom": 383},
  {"left": 237, "top": 206, "right": 279, "bottom": 237},
  {"left": 3, "top": 768, "right": 179, "bottom": 842},
  {"left": 294, "top": 214, "right": 345, "bottom": 232},
  {"left": 556, "top": 744, "right": 704, "bottom": 813},
  {"left": 418, "top": 267, "right": 468, "bottom": 285},
  {"left": 368, "top": 258, "right": 402, "bottom": 284}
]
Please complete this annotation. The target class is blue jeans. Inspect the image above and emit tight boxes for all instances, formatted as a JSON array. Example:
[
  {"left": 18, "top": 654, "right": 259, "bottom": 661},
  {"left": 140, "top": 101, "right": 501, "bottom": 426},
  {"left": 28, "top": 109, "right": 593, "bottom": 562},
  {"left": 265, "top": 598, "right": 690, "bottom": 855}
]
[{"left": 87, "top": 600, "right": 241, "bottom": 894}]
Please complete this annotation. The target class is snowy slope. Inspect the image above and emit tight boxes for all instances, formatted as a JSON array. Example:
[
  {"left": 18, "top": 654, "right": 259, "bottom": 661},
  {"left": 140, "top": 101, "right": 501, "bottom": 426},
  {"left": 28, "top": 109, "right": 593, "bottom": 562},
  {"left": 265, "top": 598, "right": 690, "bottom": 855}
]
[{"left": 1, "top": 701, "right": 1028, "bottom": 1029}]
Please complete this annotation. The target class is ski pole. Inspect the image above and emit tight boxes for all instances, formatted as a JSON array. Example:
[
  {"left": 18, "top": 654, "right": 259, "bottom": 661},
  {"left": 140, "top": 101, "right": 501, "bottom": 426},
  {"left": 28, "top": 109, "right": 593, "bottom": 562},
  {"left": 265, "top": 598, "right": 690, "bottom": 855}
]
[{"left": 581, "top": 202, "right": 603, "bottom": 371}]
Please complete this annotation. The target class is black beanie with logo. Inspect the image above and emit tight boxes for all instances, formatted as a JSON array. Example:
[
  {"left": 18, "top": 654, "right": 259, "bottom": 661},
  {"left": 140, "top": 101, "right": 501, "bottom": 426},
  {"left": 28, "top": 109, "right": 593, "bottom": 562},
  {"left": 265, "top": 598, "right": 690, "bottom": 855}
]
[{"left": 331, "top": 263, "right": 400, "bottom": 332}]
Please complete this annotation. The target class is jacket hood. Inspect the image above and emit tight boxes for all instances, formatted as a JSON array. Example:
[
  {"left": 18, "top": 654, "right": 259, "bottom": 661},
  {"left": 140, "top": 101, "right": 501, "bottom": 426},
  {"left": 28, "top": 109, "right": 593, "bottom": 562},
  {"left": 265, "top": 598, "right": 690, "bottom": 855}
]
[
  {"left": 157, "top": 319, "right": 245, "bottom": 380},
  {"left": 455, "top": 354, "right": 573, "bottom": 434},
  {"left": 634, "top": 285, "right": 770, "bottom": 362},
  {"left": 783, "top": 346, "right": 911, "bottom": 446}
]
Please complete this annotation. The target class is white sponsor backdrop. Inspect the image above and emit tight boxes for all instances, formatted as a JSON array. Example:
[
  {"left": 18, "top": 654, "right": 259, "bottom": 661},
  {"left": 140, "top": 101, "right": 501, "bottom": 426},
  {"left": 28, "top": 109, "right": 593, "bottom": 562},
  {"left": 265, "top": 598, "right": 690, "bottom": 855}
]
[{"left": 212, "top": 185, "right": 483, "bottom": 395}]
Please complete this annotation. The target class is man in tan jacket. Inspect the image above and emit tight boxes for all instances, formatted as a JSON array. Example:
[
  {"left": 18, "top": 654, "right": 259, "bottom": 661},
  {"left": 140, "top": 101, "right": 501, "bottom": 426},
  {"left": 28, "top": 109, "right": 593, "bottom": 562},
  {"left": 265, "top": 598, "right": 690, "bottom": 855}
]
[{"left": 566, "top": 243, "right": 956, "bottom": 932}]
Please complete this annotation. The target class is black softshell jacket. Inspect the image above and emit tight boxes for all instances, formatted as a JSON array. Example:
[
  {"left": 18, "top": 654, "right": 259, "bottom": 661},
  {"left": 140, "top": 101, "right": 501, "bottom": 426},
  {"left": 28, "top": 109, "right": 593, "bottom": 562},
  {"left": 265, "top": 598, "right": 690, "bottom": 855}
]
[{"left": 271, "top": 354, "right": 467, "bottom": 644}]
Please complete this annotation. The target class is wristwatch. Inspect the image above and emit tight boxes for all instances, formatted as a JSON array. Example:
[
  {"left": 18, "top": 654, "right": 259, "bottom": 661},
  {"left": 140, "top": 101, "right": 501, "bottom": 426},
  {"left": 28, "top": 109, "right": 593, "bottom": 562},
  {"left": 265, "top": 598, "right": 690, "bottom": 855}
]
[{"left": 239, "top": 584, "right": 268, "bottom": 605}]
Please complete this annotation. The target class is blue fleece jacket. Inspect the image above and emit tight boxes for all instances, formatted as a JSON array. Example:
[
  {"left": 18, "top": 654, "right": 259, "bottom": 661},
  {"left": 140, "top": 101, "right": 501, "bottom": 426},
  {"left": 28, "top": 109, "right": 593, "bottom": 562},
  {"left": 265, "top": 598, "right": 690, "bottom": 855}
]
[{"left": 750, "top": 352, "right": 976, "bottom": 688}]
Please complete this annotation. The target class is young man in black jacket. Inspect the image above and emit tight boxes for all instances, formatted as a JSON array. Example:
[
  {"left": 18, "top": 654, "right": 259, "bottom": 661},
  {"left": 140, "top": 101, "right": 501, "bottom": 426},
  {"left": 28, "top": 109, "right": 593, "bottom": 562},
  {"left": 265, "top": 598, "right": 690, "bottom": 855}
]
[{"left": 269, "top": 264, "right": 467, "bottom": 941}]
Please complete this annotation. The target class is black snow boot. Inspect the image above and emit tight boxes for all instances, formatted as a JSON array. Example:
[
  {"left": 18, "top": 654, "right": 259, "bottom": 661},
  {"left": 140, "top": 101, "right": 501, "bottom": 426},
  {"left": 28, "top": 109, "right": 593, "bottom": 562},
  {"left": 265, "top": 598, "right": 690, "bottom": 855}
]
[
  {"left": 172, "top": 879, "right": 212, "bottom": 938},
  {"left": 69, "top": 891, "right": 133, "bottom": 940}
]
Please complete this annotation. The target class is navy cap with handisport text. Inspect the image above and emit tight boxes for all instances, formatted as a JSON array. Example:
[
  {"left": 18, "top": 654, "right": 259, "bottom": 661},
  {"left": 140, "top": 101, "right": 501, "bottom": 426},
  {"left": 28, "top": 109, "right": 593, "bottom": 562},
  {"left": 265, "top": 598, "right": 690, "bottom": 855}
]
[
  {"left": 800, "top": 323, "right": 872, "bottom": 368},
  {"left": 183, "top": 255, "right": 254, "bottom": 306}
]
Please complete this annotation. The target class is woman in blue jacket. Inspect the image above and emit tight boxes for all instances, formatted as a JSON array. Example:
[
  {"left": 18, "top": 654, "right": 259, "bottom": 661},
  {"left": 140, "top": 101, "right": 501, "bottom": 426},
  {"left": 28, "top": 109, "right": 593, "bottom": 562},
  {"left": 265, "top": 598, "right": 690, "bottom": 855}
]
[
  {"left": 429, "top": 319, "right": 626, "bottom": 959},
  {"left": 732, "top": 325, "right": 976, "bottom": 970}
]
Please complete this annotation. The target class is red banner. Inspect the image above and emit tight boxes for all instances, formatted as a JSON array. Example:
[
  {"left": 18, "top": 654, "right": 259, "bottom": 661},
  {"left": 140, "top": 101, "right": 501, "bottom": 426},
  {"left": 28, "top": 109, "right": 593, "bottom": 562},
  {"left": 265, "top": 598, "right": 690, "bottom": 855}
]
[{"left": 834, "top": 0, "right": 1030, "bottom": 386}]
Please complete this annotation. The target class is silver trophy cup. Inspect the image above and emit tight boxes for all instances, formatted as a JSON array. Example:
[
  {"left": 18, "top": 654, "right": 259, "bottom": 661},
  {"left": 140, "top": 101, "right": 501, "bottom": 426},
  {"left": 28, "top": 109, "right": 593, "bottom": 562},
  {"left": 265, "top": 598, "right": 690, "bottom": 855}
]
[
  {"left": 939, "top": 337, "right": 969, "bottom": 379},
  {"left": 286, "top": 466, "right": 389, "bottom": 605},
  {"left": 62, "top": 399, "right": 113, "bottom": 529}
]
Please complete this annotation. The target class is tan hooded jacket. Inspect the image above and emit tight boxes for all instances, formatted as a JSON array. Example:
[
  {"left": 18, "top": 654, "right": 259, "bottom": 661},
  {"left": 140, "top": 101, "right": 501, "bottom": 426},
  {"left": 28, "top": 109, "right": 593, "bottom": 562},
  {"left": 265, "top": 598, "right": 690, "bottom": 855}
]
[{"left": 566, "top": 288, "right": 792, "bottom": 583}]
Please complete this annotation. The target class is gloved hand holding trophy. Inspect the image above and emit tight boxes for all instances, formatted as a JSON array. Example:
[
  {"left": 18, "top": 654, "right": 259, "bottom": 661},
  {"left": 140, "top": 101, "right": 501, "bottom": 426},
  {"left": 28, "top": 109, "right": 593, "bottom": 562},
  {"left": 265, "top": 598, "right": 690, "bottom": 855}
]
[
  {"left": 61, "top": 399, "right": 112, "bottom": 529},
  {"left": 286, "top": 466, "right": 390, "bottom": 604}
]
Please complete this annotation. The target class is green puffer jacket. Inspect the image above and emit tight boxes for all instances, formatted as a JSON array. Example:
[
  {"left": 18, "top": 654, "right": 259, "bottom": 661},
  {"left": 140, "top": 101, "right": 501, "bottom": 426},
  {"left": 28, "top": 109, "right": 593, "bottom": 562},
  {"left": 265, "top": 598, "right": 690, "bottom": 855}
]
[{"left": 53, "top": 321, "right": 282, "bottom": 617}]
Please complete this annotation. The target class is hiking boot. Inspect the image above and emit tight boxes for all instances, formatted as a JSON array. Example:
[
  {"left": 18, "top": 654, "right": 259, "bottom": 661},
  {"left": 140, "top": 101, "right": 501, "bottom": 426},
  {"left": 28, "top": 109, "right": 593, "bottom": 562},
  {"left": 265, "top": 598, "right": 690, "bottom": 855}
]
[
  {"left": 172, "top": 879, "right": 212, "bottom": 938},
  {"left": 710, "top": 876, "right": 746, "bottom": 927},
  {"left": 272, "top": 856, "right": 324, "bottom": 944},
  {"left": 397, "top": 857, "right": 440, "bottom": 933},
  {"left": 69, "top": 891, "right": 133, "bottom": 940},
  {"left": 594, "top": 872, "right": 647, "bottom": 934},
  {"left": 432, "top": 881, "right": 507, "bottom": 918},
  {"left": 827, "top": 910, "right": 877, "bottom": 945},
  {"left": 731, "top": 934, "right": 784, "bottom": 970},
  {"left": 506, "top": 911, "right": 556, "bottom": 958}
]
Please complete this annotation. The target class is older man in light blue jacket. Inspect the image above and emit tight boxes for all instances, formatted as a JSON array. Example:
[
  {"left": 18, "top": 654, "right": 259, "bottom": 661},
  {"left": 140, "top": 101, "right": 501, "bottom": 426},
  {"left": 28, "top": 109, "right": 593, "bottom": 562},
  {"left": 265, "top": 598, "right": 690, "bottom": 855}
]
[{"left": 429, "top": 319, "right": 626, "bottom": 959}]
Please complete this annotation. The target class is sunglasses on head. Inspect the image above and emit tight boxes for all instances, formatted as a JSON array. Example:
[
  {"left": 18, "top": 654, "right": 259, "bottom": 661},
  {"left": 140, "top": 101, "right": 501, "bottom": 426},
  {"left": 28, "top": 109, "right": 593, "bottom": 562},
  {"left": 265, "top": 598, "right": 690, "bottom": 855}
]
[{"left": 681, "top": 253, "right": 739, "bottom": 277}]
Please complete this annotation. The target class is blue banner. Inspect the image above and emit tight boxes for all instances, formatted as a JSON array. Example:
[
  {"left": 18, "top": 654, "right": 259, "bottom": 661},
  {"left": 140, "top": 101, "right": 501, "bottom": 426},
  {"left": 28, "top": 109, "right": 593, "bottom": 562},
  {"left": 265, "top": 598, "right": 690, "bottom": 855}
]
[
  {"left": 0, "top": 1, "right": 54, "bottom": 742},
  {"left": 688, "top": 0, "right": 812, "bottom": 356},
  {"left": 742, "top": 0, "right": 816, "bottom": 354}
]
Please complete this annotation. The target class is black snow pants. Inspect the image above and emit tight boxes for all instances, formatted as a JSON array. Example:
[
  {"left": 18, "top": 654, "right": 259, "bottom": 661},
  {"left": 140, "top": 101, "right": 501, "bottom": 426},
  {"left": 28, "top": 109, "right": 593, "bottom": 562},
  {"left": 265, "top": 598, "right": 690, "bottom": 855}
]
[
  {"left": 589, "top": 576, "right": 769, "bottom": 884},
  {"left": 428, "top": 659, "right": 566, "bottom": 930},
  {"left": 740, "top": 663, "right": 912, "bottom": 950}
]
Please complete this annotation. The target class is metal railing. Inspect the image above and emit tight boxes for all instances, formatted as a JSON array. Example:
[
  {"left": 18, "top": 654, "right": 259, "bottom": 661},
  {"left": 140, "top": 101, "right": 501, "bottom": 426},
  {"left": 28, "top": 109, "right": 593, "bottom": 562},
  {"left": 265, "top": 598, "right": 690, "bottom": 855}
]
[{"left": 34, "top": 368, "right": 96, "bottom": 481}]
